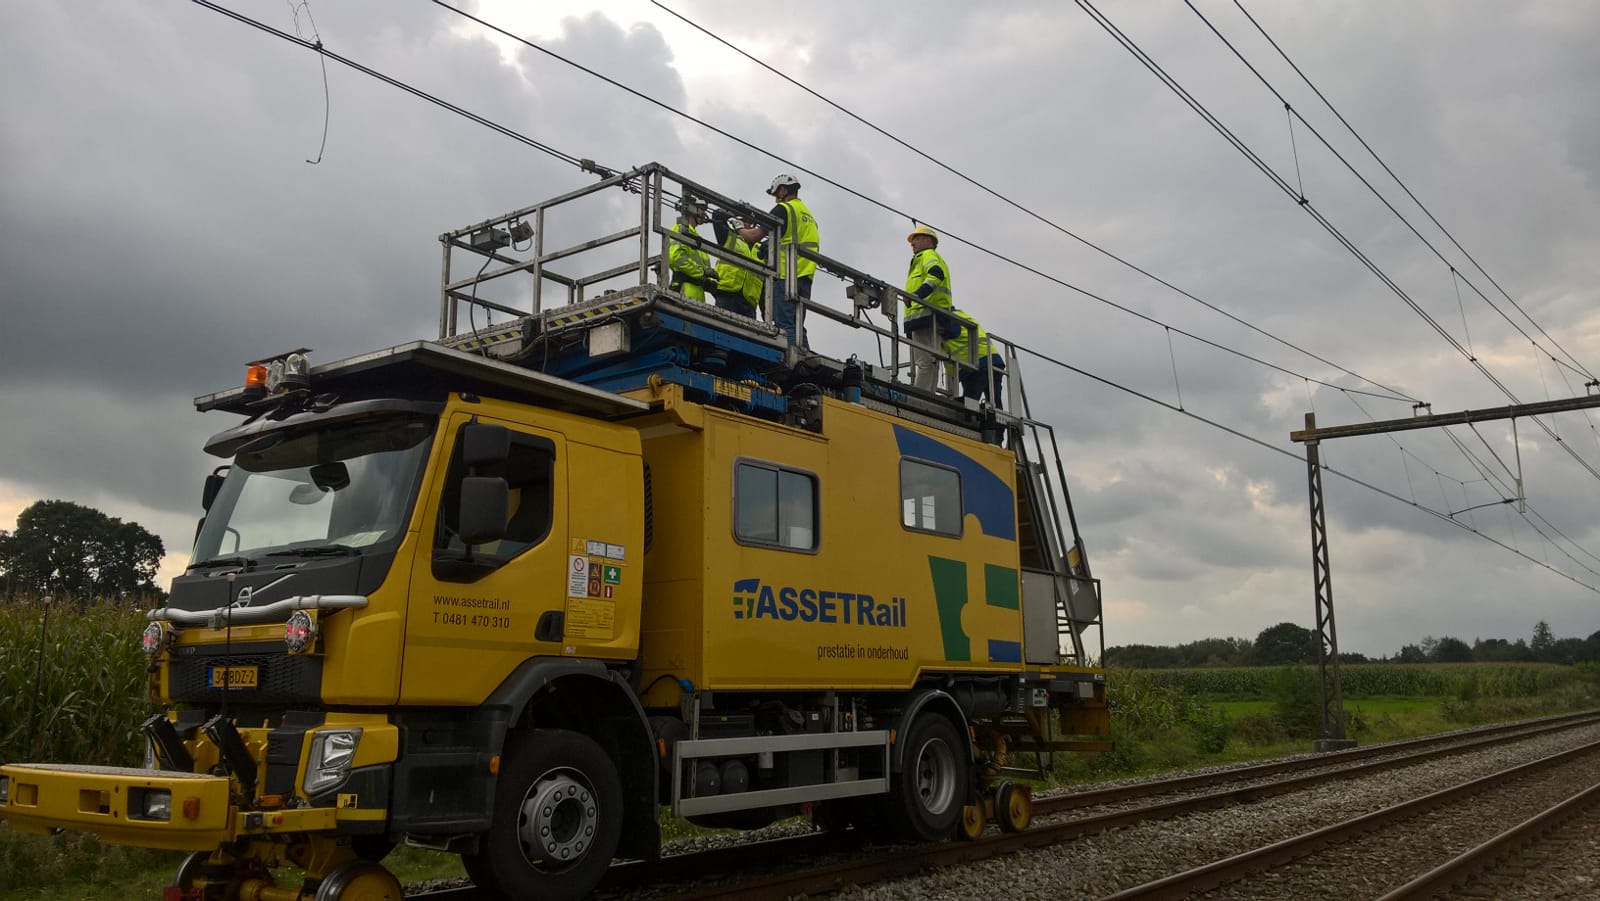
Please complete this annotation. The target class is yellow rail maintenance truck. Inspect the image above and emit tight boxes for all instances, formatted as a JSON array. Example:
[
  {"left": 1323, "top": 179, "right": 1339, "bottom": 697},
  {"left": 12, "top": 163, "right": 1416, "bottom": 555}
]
[{"left": 0, "top": 164, "right": 1108, "bottom": 901}]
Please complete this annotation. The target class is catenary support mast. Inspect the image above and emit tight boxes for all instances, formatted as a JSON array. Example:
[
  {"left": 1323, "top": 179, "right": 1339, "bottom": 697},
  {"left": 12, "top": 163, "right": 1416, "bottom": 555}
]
[{"left": 1290, "top": 390, "right": 1600, "bottom": 751}]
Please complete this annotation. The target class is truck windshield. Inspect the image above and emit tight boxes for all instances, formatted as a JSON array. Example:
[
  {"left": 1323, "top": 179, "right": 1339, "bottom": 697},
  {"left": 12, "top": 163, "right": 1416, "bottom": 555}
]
[{"left": 192, "top": 414, "right": 436, "bottom": 565}]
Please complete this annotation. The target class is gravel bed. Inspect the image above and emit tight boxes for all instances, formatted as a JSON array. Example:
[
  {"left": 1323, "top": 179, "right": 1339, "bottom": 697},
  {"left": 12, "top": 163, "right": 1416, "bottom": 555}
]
[
  {"left": 1204, "top": 750, "right": 1600, "bottom": 899},
  {"left": 1441, "top": 792, "right": 1600, "bottom": 901},
  {"left": 819, "top": 722, "right": 1600, "bottom": 900}
]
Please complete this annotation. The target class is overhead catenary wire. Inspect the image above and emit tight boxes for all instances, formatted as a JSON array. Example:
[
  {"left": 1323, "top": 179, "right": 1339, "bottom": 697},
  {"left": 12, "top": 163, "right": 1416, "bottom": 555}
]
[
  {"left": 1010, "top": 338, "right": 1600, "bottom": 592},
  {"left": 195, "top": 1, "right": 1600, "bottom": 591},
  {"left": 1188, "top": 0, "right": 1600, "bottom": 474},
  {"left": 1075, "top": 0, "right": 1600, "bottom": 489},
  {"left": 645, "top": 0, "right": 1414, "bottom": 407},
  {"left": 1229, "top": 0, "right": 1598, "bottom": 385},
  {"left": 192, "top": 1, "right": 589, "bottom": 171},
  {"left": 1190, "top": 0, "right": 1597, "bottom": 386}
]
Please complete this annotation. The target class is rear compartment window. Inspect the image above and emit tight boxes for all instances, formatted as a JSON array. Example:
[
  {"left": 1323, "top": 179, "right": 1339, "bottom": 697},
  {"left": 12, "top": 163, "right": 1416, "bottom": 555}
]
[
  {"left": 900, "top": 459, "right": 962, "bottom": 536},
  {"left": 734, "top": 460, "right": 817, "bottom": 551}
]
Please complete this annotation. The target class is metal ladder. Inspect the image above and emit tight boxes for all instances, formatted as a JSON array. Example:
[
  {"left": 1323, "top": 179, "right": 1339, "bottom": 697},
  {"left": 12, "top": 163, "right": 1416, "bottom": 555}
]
[{"left": 1005, "top": 345, "right": 1102, "bottom": 667}]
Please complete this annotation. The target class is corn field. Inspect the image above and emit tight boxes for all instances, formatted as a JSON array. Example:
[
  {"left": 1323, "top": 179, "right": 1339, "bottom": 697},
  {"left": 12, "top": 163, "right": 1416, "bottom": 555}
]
[
  {"left": 0, "top": 596, "right": 154, "bottom": 766},
  {"left": 1126, "top": 662, "right": 1582, "bottom": 699}
]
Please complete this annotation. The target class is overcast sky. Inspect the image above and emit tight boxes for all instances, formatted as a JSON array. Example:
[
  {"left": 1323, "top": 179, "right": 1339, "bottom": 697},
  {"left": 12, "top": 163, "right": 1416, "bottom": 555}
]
[{"left": 3, "top": 1, "right": 1598, "bottom": 656}]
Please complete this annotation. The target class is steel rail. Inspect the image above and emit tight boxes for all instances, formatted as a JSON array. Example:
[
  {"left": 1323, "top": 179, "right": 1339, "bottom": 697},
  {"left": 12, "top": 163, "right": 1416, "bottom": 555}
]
[
  {"left": 1033, "top": 709, "right": 1600, "bottom": 814},
  {"left": 1099, "top": 739, "right": 1600, "bottom": 900},
  {"left": 1375, "top": 778, "right": 1600, "bottom": 901}
]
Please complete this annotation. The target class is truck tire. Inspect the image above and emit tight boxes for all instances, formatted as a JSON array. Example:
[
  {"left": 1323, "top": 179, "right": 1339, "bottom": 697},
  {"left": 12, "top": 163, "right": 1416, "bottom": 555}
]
[
  {"left": 464, "top": 729, "right": 623, "bottom": 901},
  {"left": 889, "top": 713, "right": 967, "bottom": 841}
]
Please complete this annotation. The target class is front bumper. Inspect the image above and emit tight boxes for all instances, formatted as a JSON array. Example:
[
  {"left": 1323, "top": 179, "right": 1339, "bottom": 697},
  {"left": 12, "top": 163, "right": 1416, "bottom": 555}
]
[{"left": 0, "top": 763, "right": 337, "bottom": 851}]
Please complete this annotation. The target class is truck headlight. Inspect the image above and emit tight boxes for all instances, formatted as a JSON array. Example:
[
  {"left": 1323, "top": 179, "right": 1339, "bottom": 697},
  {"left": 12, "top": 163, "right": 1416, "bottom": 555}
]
[
  {"left": 303, "top": 729, "right": 362, "bottom": 796},
  {"left": 132, "top": 788, "right": 171, "bottom": 821}
]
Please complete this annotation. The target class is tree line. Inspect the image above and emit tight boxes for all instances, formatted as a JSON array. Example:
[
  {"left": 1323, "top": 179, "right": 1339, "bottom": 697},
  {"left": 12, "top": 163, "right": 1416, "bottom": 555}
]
[
  {"left": 0, "top": 500, "right": 165, "bottom": 601},
  {"left": 1107, "top": 620, "right": 1600, "bottom": 669}
]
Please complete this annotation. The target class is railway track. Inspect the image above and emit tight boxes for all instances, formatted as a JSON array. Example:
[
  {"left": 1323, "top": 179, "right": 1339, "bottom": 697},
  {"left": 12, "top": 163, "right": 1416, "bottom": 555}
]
[
  {"left": 405, "top": 709, "right": 1600, "bottom": 900},
  {"left": 1108, "top": 739, "right": 1600, "bottom": 898}
]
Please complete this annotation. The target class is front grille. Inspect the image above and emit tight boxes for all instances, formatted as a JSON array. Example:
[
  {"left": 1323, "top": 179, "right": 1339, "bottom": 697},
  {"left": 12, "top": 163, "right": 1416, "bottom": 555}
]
[{"left": 170, "top": 649, "right": 322, "bottom": 705}]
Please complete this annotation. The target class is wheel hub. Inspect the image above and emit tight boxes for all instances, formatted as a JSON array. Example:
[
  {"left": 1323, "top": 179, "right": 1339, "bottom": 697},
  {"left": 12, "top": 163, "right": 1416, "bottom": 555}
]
[
  {"left": 913, "top": 737, "right": 958, "bottom": 815},
  {"left": 517, "top": 769, "right": 598, "bottom": 867}
]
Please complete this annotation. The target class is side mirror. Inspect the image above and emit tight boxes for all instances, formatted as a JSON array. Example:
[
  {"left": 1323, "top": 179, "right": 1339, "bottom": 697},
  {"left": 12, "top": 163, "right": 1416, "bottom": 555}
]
[
  {"left": 202, "top": 467, "right": 229, "bottom": 511},
  {"left": 458, "top": 476, "right": 509, "bottom": 545},
  {"left": 463, "top": 424, "right": 510, "bottom": 470}
]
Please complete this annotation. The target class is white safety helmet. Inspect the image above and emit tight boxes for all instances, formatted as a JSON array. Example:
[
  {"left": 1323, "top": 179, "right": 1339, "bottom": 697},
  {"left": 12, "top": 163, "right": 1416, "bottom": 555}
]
[{"left": 766, "top": 173, "right": 801, "bottom": 196}]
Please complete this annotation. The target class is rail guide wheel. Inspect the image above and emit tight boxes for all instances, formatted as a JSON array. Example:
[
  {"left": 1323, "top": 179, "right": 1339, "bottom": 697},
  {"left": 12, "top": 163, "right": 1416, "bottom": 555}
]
[
  {"left": 957, "top": 802, "right": 986, "bottom": 841},
  {"left": 995, "top": 781, "right": 1032, "bottom": 833},
  {"left": 314, "top": 860, "right": 404, "bottom": 900}
]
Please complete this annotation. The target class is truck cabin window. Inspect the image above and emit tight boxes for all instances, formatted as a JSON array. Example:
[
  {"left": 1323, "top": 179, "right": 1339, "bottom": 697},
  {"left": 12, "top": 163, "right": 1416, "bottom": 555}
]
[
  {"left": 900, "top": 458, "right": 962, "bottom": 536},
  {"left": 192, "top": 415, "right": 434, "bottom": 564},
  {"left": 435, "top": 427, "right": 555, "bottom": 578},
  {"left": 734, "top": 460, "right": 817, "bottom": 551}
]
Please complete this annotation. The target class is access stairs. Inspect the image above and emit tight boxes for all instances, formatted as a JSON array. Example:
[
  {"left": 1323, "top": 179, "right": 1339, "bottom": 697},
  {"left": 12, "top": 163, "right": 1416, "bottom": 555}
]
[{"left": 435, "top": 161, "right": 1102, "bottom": 667}]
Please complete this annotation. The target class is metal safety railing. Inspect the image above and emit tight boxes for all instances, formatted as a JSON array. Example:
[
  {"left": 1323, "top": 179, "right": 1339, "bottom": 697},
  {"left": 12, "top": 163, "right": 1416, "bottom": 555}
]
[{"left": 438, "top": 162, "right": 1001, "bottom": 405}]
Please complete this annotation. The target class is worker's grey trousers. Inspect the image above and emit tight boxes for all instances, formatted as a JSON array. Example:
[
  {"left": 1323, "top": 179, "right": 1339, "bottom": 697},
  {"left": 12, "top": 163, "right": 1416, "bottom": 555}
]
[{"left": 905, "top": 318, "right": 942, "bottom": 393}]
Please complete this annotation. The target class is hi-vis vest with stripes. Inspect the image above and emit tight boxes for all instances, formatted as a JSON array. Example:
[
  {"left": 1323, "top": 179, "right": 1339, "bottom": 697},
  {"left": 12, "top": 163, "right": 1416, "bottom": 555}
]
[
  {"left": 905, "top": 248, "right": 953, "bottom": 319},
  {"left": 716, "top": 232, "right": 765, "bottom": 307},
  {"left": 777, "top": 197, "right": 819, "bottom": 280},
  {"left": 943, "top": 308, "right": 992, "bottom": 360},
  {"left": 668, "top": 222, "right": 712, "bottom": 301}
]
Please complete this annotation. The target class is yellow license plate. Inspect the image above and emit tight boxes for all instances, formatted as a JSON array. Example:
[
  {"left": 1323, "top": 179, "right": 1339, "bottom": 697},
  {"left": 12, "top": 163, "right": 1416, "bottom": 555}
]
[{"left": 208, "top": 666, "right": 259, "bottom": 689}]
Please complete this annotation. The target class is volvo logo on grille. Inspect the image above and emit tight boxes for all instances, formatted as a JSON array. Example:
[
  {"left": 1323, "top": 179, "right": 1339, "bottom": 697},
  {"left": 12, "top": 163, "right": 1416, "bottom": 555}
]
[{"left": 234, "top": 573, "right": 295, "bottom": 609}]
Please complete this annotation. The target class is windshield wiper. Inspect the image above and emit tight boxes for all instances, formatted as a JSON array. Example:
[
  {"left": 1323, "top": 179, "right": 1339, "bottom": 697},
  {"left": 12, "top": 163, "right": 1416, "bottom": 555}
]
[
  {"left": 189, "top": 555, "right": 257, "bottom": 570},
  {"left": 264, "top": 545, "right": 360, "bottom": 558}
]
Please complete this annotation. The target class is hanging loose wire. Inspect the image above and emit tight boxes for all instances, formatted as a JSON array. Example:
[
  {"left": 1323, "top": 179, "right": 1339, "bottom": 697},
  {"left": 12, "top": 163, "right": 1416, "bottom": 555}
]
[{"left": 284, "top": 1, "right": 330, "bottom": 164}]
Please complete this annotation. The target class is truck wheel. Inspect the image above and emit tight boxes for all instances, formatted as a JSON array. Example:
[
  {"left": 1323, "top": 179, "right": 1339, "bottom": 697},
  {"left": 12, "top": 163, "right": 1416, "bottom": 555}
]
[
  {"left": 464, "top": 729, "right": 623, "bottom": 901},
  {"left": 890, "top": 714, "right": 967, "bottom": 841}
]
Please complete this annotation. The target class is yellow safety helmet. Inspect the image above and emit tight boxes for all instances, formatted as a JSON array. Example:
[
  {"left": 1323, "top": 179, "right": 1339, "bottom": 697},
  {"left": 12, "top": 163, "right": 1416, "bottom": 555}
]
[{"left": 907, "top": 224, "right": 938, "bottom": 244}]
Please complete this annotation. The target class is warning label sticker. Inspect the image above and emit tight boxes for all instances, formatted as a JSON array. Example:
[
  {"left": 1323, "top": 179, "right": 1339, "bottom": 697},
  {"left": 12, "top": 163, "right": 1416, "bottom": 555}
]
[
  {"left": 567, "top": 555, "right": 589, "bottom": 598},
  {"left": 586, "top": 539, "right": 608, "bottom": 557},
  {"left": 566, "top": 597, "right": 615, "bottom": 640}
]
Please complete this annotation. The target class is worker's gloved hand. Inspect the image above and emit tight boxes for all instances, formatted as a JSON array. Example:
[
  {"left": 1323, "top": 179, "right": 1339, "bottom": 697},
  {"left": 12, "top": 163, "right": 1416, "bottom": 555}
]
[
  {"left": 700, "top": 276, "right": 720, "bottom": 290},
  {"left": 711, "top": 208, "right": 731, "bottom": 225}
]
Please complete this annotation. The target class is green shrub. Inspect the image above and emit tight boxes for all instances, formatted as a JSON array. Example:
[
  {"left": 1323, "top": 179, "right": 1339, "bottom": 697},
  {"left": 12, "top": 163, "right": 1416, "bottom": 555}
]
[
  {"left": 1189, "top": 707, "right": 1230, "bottom": 754},
  {"left": 1268, "top": 666, "right": 1323, "bottom": 739},
  {"left": 1229, "top": 712, "right": 1284, "bottom": 746}
]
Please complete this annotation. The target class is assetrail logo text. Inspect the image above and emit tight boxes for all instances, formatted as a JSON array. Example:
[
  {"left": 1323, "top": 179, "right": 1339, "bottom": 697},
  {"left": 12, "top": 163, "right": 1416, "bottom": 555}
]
[{"left": 732, "top": 578, "right": 906, "bottom": 627}]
